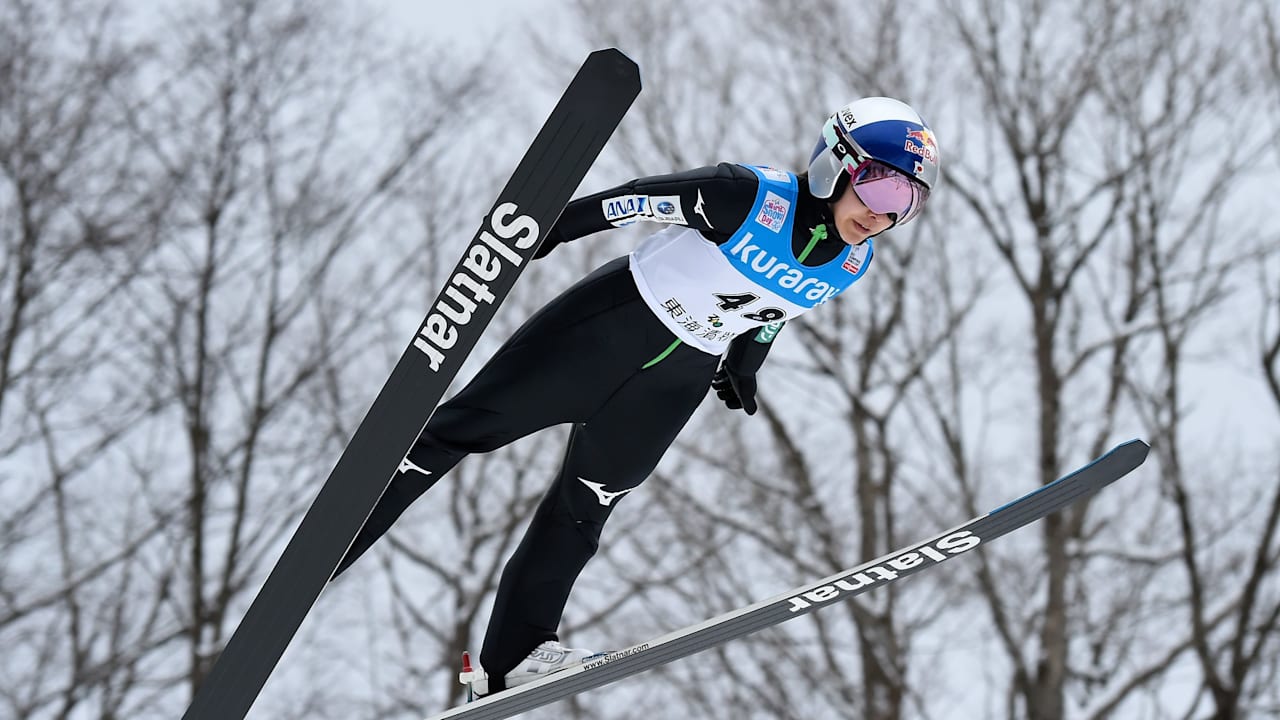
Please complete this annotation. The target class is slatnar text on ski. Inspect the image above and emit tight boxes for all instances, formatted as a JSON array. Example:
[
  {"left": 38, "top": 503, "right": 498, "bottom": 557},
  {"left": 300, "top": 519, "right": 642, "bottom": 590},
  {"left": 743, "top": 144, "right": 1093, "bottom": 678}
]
[
  {"left": 786, "top": 530, "right": 981, "bottom": 611},
  {"left": 413, "top": 203, "right": 539, "bottom": 371}
]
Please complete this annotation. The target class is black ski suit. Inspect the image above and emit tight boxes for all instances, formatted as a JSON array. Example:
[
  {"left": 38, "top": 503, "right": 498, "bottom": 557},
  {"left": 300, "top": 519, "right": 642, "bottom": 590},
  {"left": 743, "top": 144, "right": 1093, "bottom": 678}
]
[{"left": 332, "top": 162, "right": 861, "bottom": 690}]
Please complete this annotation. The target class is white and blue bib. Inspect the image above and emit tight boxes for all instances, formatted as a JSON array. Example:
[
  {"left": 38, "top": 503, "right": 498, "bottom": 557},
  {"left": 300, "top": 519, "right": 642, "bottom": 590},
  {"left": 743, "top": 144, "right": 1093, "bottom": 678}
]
[{"left": 629, "top": 165, "right": 871, "bottom": 355}]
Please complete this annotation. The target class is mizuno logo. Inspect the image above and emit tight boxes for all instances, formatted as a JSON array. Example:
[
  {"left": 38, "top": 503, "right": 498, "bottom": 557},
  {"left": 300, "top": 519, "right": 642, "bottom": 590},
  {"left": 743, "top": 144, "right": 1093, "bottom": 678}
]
[
  {"left": 577, "top": 477, "right": 634, "bottom": 506},
  {"left": 398, "top": 457, "right": 432, "bottom": 477},
  {"left": 694, "top": 189, "right": 713, "bottom": 229}
]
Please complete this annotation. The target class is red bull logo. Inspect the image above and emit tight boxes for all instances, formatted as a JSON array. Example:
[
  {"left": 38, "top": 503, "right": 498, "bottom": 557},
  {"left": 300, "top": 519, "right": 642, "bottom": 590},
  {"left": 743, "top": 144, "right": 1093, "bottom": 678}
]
[{"left": 905, "top": 128, "right": 938, "bottom": 164}]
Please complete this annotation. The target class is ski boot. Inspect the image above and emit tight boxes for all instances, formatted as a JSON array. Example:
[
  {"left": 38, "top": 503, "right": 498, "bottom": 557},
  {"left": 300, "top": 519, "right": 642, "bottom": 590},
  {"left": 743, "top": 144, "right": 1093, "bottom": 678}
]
[{"left": 460, "top": 641, "right": 607, "bottom": 699}]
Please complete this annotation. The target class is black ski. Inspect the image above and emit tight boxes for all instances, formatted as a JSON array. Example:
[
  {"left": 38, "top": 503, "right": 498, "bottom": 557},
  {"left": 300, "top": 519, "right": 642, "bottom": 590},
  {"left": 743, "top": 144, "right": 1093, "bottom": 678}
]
[
  {"left": 181, "top": 49, "right": 642, "bottom": 720},
  {"left": 427, "top": 439, "right": 1150, "bottom": 720}
]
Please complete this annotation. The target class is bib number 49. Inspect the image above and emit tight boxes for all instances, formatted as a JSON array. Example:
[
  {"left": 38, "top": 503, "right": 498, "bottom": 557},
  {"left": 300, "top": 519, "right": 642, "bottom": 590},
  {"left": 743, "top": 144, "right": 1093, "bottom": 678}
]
[{"left": 713, "top": 292, "right": 785, "bottom": 323}]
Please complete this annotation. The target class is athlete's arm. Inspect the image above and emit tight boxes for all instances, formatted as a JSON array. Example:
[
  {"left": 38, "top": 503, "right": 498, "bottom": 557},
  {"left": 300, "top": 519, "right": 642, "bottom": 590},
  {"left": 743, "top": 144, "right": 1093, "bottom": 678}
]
[
  {"left": 712, "top": 321, "right": 786, "bottom": 414},
  {"left": 534, "top": 163, "right": 761, "bottom": 258}
]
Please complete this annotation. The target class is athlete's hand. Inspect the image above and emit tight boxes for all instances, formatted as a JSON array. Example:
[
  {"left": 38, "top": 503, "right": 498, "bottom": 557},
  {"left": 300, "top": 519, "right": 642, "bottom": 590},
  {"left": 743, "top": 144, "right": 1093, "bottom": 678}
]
[
  {"left": 533, "top": 227, "right": 568, "bottom": 259},
  {"left": 711, "top": 365, "right": 758, "bottom": 415}
]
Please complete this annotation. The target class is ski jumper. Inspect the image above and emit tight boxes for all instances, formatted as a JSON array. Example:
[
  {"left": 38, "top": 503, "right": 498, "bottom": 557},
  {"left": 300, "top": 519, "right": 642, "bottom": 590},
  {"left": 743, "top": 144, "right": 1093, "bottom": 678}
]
[{"left": 332, "top": 163, "right": 874, "bottom": 689}]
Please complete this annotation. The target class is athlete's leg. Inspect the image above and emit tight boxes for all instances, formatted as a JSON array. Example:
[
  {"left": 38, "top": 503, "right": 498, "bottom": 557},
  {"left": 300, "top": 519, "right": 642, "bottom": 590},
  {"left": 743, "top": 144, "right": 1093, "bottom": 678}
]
[
  {"left": 333, "top": 258, "right": 659, "bottom": 577},
  {"left": 478, "top": 342, "right": 717, "bottom": 688}
]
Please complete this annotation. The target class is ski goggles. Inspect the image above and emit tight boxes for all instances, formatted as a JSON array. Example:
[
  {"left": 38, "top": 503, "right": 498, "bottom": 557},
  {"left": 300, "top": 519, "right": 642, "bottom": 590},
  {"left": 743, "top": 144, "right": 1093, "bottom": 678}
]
[{"left": 846, "top": 158, "right": 930, "bottom": 226}]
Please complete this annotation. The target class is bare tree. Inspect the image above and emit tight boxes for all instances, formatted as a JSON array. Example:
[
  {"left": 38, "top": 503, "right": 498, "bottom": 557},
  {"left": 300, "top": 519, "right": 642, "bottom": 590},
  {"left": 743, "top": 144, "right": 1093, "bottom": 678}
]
[
  {"left": 1123, "top": 214, "right": 1280, "bottom": 720},
  {"left": 1, "top": 0, "right": 491, "bottom": 717},
  {"left": 0, "top": 2, "right": 178, "bottom": 718},
  {"left": 938, "top": 0, "right": 1271, "bottom": 718},
  {"left": 127, "top": 4, "right": 493, "bottom": 718},
  {"left": 1119, "top": 2, "right": 1280, "bottom": 717}
]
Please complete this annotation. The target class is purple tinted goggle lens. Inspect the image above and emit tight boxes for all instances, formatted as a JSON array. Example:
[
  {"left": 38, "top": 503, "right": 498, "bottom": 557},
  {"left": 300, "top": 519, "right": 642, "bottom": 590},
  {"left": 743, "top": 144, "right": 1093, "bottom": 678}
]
[{"left": 844, "top": 159, "right": 926, "bottom": 223}]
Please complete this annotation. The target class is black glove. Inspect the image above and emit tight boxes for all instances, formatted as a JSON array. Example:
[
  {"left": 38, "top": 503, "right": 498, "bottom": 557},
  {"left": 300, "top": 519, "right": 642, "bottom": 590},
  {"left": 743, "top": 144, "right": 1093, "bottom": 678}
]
[
  {"left": 532, "top": 226, "right": 568, "bottom": 259},
  {"left": 710, "top": 325, "right": 783, "bottom": 415},
  {"left": 712, "top": 363, "right": 758, "bottom": 415}
]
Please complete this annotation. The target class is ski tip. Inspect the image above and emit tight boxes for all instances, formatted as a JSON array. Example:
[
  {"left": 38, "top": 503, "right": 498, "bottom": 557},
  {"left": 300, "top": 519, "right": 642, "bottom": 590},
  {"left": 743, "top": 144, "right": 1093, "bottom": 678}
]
[
  {"left": 585, "top": 47, "right": 641, "bottom": 85},
  {"left": 1112, "top": 438, "right": 1151, "bottom": 468}
]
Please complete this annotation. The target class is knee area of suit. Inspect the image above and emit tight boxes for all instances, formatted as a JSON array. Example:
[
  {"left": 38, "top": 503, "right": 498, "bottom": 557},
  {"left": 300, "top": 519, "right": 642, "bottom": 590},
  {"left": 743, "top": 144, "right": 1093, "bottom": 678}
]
[{"left": 566, "top": 514, "right": 606, "bottom": 554}]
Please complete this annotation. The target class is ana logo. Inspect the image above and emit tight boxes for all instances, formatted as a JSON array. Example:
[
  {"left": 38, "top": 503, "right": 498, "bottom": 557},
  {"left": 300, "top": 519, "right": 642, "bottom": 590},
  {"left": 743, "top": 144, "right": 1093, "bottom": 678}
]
[
  {"left": 904, "top": 128, "right": 938, "bottom": 164},
  {"left": 603, "top": 195, "right": 649, "bottom": 226},
  {"left": 755, "top": 191, "right": 790, "bottom": 233}
]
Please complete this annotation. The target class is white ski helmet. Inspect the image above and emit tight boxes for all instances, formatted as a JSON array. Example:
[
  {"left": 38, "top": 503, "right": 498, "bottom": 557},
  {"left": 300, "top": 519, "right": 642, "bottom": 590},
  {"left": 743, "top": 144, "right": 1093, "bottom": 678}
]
[{"left": 807, "top": 97, "right": 939, "bottom": 226}]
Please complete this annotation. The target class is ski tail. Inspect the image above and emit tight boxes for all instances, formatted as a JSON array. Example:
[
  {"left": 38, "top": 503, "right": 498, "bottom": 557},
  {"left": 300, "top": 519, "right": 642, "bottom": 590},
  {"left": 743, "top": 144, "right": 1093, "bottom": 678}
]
[{"left": 459, "top": 652, "right": 479, "bottom": 703}]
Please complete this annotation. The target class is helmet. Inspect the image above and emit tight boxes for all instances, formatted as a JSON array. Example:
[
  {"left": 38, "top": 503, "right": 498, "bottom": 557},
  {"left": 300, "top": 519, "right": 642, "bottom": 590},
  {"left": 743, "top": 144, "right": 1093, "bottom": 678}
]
[{"left": 807, "top": 97, "right": 939, "bottom": 226}]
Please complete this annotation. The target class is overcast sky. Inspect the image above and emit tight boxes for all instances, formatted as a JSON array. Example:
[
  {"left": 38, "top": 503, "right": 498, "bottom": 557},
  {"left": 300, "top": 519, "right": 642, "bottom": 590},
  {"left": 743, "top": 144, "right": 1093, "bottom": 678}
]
[{"left": 377, "top": 0, "right": 553, "bottom": 47}]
